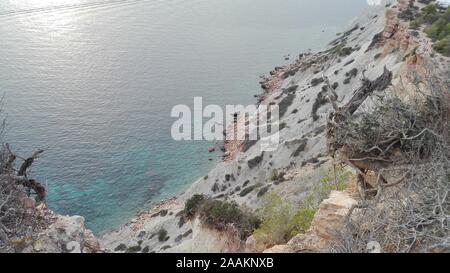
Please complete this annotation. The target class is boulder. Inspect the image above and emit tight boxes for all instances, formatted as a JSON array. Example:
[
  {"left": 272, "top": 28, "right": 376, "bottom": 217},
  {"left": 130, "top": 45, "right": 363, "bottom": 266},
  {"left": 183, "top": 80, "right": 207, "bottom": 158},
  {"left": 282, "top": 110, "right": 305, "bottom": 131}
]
[
  {"left": 311, "top": 191, "right": 357, "bottom": 240},
  {"left": 83, "top": 229, "right": 102, "bottom": 253},
  {"left": 244, "top": 235, "right": 266, "bottom": 253},
  {"left": 34, "top": 213, "right": 101, "bottom": 253}
]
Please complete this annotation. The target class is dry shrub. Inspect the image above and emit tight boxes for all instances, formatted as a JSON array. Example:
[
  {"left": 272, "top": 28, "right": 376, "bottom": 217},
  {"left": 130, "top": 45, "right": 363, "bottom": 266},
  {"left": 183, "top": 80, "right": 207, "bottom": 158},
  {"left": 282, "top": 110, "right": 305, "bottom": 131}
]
[{"left": 331, "top": 82, "right": 449, "bottom": 253}]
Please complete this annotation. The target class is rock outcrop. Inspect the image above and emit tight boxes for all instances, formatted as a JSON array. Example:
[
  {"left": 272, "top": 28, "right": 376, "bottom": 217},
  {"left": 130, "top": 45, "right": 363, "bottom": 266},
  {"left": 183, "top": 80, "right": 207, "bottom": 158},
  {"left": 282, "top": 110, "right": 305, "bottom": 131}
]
[
  {"left": 33, "top": 209, "right": 101, "bottom": 253},
  {"left": 9, "top": 203, "right": 102, "bottom": 253}
]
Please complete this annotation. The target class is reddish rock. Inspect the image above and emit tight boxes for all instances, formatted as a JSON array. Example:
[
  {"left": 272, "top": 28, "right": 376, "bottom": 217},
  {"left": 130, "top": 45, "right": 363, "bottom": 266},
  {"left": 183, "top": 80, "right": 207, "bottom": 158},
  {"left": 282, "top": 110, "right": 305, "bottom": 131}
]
[{"left": 21, "top": 197, "right": 36, "bottom": 209}]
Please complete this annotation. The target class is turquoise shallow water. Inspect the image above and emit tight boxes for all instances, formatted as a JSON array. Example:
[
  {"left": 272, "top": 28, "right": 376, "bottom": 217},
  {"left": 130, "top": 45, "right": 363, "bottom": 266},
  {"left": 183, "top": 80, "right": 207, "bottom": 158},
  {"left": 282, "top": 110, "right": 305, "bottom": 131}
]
[{"left": 0, "top": 0, "right": 368, "bottom": 233}]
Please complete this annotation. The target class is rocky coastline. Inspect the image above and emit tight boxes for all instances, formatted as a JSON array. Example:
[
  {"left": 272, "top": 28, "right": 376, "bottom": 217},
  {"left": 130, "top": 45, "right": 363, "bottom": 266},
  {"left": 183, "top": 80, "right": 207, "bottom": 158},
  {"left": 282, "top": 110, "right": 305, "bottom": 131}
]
[
  {"left": 99, "top": 0, "right": 449, "bottom": 253},
  {"left": 2, "top": 0, "right": 448, "bottom": 253}
]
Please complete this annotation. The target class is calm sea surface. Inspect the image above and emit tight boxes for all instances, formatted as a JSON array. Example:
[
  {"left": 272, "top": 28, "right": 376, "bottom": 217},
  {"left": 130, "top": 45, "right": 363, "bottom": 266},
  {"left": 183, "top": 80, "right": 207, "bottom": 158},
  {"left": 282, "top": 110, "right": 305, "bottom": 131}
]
[{"left": 0, "top": 0, "right": 368, "bottom": 233}]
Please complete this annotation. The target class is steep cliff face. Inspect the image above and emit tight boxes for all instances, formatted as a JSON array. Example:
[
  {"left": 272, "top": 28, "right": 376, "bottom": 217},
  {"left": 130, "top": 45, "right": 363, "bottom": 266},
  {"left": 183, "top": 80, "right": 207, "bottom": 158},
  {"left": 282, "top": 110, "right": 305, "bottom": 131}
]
[{"left": 101, "top": 0, "right": 448, "bottom": 253}]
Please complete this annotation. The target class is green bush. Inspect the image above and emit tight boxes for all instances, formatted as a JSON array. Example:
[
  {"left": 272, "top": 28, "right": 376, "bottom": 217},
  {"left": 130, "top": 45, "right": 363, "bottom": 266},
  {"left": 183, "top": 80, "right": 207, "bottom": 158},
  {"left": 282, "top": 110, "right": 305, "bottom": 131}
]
[
  {"left": 400, "top": 3, "right": 450, "bottom": 56},
  {"left": 199, "top": 199, "right": 260, "bottom": 240},
  {"left": 114, "top": 243, "right": 127, "bottom": 251},
  {"left": 239, "top": 185, "right": 257, "bottom": 197},
  {"left": 410, "top": 17, "right": 424, "bottom": 29},
  {"left": 184, "top": 194, "right": 205, "bottom": 217},
  {"left": 157, "top": 228, "right": 169, "bottom": 242},
  {"left": 253, "top": 166, "right": 352, "bottom": 246},
  {"left": 126, "top": 245, "right": 142, "bottom": 253},
  {"left": 409, "top": 5, "right": 450, "bottom": 57},
  {"left": 425, "top": 18, "right": 447, "bottom": 39},
  {"left": 257, "top": 186, "right": 270, "bottom": 198},
  {"left": 270, "top": 169, "right": 279, "bottom": 181},
  {"left": 422, "top": 3, "right": 438, "bottom": 21},
  {"left": 253, "top": 193, "right": 294, "bottom": 245},
  {"left": 432, "top": 35, "right": 450, "bottom": 56},
  {"left": 287, "top": 208, "right": 318, "bottom": 236},
  {"left": 253, "top": 193, "right": 318, "bottom": 246},
  {"left": 183, "top": 195, "right": 260, "bottom": 240}
]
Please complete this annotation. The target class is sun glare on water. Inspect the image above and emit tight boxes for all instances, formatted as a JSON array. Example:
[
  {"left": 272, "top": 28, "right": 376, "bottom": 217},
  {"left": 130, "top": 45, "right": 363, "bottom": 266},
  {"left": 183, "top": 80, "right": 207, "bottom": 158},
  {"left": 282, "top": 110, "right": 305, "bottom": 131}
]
[
  {"left": 5, "top": 0, "right": 87, "bottom": 38},
  {"left": 7, "top": 0, "right": 84, "bottom": 8}
]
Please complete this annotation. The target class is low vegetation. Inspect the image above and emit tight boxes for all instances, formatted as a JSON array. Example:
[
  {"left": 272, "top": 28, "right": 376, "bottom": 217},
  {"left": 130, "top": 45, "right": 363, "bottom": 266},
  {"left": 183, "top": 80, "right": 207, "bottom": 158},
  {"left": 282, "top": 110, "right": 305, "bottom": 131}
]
[
  {"left": 401, "top": 2, "right": 450, "bottom": 56},
  {"left": 157, "top": 228, "right": 169, "bottom": 242},
  {"left": 311, "top": 88, "right": 329, "bottom": 121},
  {"left": 270, "top": 169, "right": 279, "bottom": 181},
  {"left": 302, "top": 166, "right": 353, "bottom": 208},
  {"left": 253, "top": 193, "right": 318, "bottom": 246},
  {"left": 291, "top": 139, "right": 308, "bottom": 157},
  {"left": 326, "top": 59, "right": 449, "bottom": 252},
  {"left": 247, "top": 152, "right": 264, "bottom": 169},
  {"left": 252, "top": 166, "right": 353, "bottom": 247},
  {"left": 239, "top": 185, "right": 257, "bottom": 197},
  {"left": 278, "top": 94, "right": 296, "bottom": 118},
  {"left": 257, "top": 186, "right": 270, "bottom": 198},
  {"left": 126, "top": 245, "right": 142, "bottom": 253},
  {"left": 183, "top": 195, "right": 260, "bottom": 240}
]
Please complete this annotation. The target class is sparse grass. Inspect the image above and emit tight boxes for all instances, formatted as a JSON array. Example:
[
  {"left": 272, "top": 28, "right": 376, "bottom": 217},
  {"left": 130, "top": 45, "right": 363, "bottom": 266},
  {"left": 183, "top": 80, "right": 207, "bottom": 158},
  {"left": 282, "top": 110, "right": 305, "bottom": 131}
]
[{"left": 302, "top": 166, "right": 353, "bottom": 208}]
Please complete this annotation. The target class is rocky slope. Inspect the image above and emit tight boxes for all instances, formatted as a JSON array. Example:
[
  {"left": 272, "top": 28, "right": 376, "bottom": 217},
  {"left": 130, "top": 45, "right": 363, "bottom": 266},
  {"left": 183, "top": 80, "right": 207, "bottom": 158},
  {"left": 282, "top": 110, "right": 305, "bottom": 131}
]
[
  {"left": 100, "top": 0, "right": 448, "bottom": 253},
  {"left": 0, "top": 175, "right": 102, "bottom": 253},
  {"left": 1, "top": 0, "right": 447, "bottom": 254}
]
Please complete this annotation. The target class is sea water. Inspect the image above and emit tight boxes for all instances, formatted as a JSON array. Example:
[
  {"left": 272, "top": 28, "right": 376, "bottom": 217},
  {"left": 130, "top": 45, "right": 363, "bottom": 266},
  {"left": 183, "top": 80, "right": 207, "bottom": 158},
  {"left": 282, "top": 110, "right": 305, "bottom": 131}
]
[{"left": 0, "top": 0, "right": 368, "bottom": 233}]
